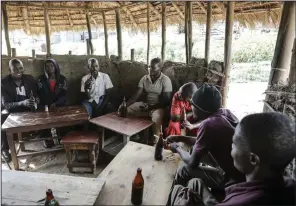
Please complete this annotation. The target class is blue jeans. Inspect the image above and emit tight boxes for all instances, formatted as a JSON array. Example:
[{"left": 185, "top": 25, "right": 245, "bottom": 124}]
[{"left": 82, "top": 96, "right": 105, "bottom": 118}]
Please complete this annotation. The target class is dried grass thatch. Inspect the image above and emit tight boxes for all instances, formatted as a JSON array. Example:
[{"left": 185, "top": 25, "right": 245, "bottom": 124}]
[{"left": 3, "top": 1, "right": 283, "bottom": 35}]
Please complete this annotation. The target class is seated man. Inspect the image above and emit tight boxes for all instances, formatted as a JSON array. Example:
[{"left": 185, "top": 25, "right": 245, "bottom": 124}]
[
  {"left": 37, "top": 58, "right": 68, "bottom": 148},
  {"left": 37, "top": 58, "right": 67, "bottom": 108},
  {"left": 81, "top": 58, "right": 113, "bottom": 118},
  {"left": 1, "top": 58, "right": 38, "bottom": 162},
  {"left": 167, "top": 112, "right": 296, "bottom": 206},
  {"left": 166, "top": 82, "right": 198, "bottom": 136},
  {"left": 167, "top": 84, "right": 245, "bottom": 189},
  {"left": 118, "top": 57, "right": 172, "bottom": 142}
]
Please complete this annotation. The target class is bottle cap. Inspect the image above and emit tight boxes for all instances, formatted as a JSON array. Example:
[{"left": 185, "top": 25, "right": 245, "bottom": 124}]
[{"left": 137, "top": 168, "right": 142, "bottom": 173}]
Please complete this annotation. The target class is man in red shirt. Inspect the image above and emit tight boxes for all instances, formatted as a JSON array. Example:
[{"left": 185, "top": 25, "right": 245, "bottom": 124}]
[{"left": 167, "top": 84, "right": 244, "bottom": 189}]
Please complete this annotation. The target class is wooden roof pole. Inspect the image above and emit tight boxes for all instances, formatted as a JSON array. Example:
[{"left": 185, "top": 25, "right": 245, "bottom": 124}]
[
  {"left": 66, "top": 9, "right": 73, "bottom": 26},
  {"left": 43, "top": 4, "right": 51, "bottom": 57},
  {"left": 288, "top": 38, "right": 296, "bottom": 85},
  {"left": 188, "top": 2, "right": 192, "bottom": 61},
  {"left": 85, "top": 8, "right": 94, "bottom": 55},
  {"left": 147, "top": 2, "right": 150, "bottom": 65},
  {"left": 172, "top": 2, "right": 184, "bottom": 19},
  {"left": 185, "top": 2, "right": 189, "bottom": 65},
  {"left": 205, "top": 2, "right": 212, "bottom": 65},
  {"left": 161, "top": 2, "right": 166, "bottom": 61},
  {"left": 102, "top": 12, "right": 109, "bottom": 58},
  {"left": 22, "top": 7, "right": 30, "bottom": 35},
  {"left": 115, "top": 8, "right": 122, "bottom": 61},
  {"left": 2, "top": 3, "right": 11, "bottom": 57},
  {"left": 267, "top": 2, "right": 295, "bottom": 86},
  {"left": 221, "top": 2, "right": 234, "bottom": 107}
]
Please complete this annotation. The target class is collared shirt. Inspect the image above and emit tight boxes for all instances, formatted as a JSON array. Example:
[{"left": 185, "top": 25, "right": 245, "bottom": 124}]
[
  {"left": 138, "top": 73, "right": 172, "bottom": 105},
  {"left": 81, "top": 72, "right": 113, "bottom": 104}
]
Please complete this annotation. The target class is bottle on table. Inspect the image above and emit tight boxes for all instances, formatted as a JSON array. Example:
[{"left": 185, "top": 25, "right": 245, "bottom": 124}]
[
  {"left": 180, "top": 107, "right": 186, "bottom": 136},
  {"left": 154, "top": 126, "right": 164, "bottom": 161},
  {"left": 44, "top": 189, "right": 59, "bottom": 206},
  {"left": 131, "top": 168, "right": 144, "bottom": 205},
  {"left": 45, "top": 105, "right": 49, "bottom": 112},
  {"left": 30, "top": 90, "right": 36, "bottom": 112},
  {"left": 119, "top": 96, "right": 127, "bottom": 118}
]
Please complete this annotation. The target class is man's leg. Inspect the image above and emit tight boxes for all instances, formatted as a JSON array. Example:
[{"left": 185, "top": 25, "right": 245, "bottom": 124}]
[
  {"left": 174, "top": 164, "right": 224, "bottom": 189},
  {"left": 150, "top": 108, "right": 164, "bottom": 142},
  {"left": 128, "top": 102, "right": 149, "bottom": 117},
  {"left": 82, "top": 100, "right": 93, "bottom": 118},
  {"left": 1, "top": 113, "right": 11, "bottom": 162}
]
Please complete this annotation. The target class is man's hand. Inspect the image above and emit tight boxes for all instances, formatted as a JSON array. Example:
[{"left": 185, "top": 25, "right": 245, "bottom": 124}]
[
  {"left": 169, "top": 142, "right": 180, "bottom": 153},
  {"left": 117, "top": 104, "right": 123, "bottom": 115},
  {"left": 84, "top": 77, "right": 92, "bottom": 90},
  {"left": 20, "top": 99, "right": 35, "bottom": 107},
  {"left": 183, "top": 120, "right": 195, "bottom": 130},
  {"left": 166, "top": 135, "right": 180, "bottom": 143}
]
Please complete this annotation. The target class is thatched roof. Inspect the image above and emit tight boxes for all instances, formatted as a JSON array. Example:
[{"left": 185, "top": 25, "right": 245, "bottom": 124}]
[{"left": 3, "top": 1, "right": 282, "bottom": 35}]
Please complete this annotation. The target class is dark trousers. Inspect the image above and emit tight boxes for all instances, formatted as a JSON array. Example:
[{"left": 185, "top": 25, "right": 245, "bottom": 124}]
[
  {"left": 1, "top": 113, "right": 9, "bottom": 150},
  {"left": 167, "top": 178, "right": 219, "bottom": 206},
  {"left": 82, "top": 95, "right": 113, "bottom": 118}
]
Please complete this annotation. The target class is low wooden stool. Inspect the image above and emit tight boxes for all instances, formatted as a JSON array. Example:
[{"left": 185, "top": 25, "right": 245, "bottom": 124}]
[{"left": 61, "top": 131, "right": 100, "bottom": 174}]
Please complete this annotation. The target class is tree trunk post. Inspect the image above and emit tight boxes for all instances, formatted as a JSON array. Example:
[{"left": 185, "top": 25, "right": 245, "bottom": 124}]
[
  {"left": 115, "top": 8, "right": 122, "bottom": 61},
  {"left": 2, "top": 3, "right": 11, "bottom": 57},
  {"left": 102, "top": 12, "right": 109, "bottom": 58},
  {"left": 205, "top": 2, "right": 212, "bottom": 65},
  {"left": 161, "top": 2, "right": 166, "bottom": 61}
]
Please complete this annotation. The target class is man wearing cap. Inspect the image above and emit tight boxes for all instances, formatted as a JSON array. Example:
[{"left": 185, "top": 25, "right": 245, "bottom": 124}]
[
  {"left": 1, "top": 58, "right": 38, "bottom": 162},
  {"left": 167, "top": 83, "right": 245, "bottom": 189},
  {"left": 81, "top": 58, "right": 113, "bottom": 118}
]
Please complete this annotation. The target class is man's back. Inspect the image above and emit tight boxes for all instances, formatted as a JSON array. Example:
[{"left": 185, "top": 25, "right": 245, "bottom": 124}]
[{"left": 194, "top": 108, "right": 245, "bottom": 181}]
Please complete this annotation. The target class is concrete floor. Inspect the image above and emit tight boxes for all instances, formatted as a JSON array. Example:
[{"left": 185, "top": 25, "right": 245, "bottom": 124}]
[{"left": 2, "top": 140, "right": 109, "bottom": 178}]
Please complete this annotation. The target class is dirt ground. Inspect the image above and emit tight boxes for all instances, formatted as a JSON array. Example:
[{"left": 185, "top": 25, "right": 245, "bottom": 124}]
[{"left": 2, "top": 81, "right": 268, "bottom": 176}]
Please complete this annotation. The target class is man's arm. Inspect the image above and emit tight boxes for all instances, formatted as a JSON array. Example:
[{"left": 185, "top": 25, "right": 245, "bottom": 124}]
[
  {"left": 126, "top": 87, "right": 143, "bottom": 107},
  {"left": 176, "top": 146, "right": 203, "bottom": 168},
  {"left": 167, "top": 135, "right": 196, "bottom": 146}
]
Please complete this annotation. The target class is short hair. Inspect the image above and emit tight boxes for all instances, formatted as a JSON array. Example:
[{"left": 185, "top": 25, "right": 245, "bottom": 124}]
[
  {"left": 150, "top": 58, "right": 163, "bottom": 68},
  {"left": 88, "top": 58, "right": 99, "bottom": 67},
  {"left": 238, "top": 112, "right": 296, "bottom": 172},
  {"left": 9, "top": 58, "right": 23, "bottom": 70},
  {"left": 180, "top": 82, "right": 197, "bottom": 98}
]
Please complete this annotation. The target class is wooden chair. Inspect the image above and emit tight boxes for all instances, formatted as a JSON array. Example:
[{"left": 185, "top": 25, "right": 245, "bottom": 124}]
[{"left": 60, "top": 131, "right": 100, "bottom": 174}]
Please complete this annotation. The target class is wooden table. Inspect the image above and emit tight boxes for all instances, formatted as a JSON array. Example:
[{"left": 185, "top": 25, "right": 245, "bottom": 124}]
[
  {"left": 1, "top": 106, "right": 89, "bottom": 170},
  {"left": 96, "top": 142, "right": 181, "bottom": 205},
  {"left": 2, "top": 170, "right": 105, "bottom": 205},
  {"left": 89, "top": 112, "right": 153, "bottom": 149}
]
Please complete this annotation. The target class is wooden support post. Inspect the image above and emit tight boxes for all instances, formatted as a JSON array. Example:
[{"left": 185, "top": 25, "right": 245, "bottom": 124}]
[
  {"left": 68, "top": 51, "right": 72, "bottom": 55},
  {"left": 86, "top": 9, "right": 94, "bottom": 55},
  {"left": 147, "top": 2, "right": 150, "bottom": 65},
  {"left": 221, "top": 2, "right": 234, "bottom": 107},
  {"left": 115, "top": 8, "right": 122, "bottom": 61},
  {"left": 205, "top": 2, "right": 212, "bottom": 65},
  {"left": 32, "top": 49, "right": 35, "bottom": 58},
  {"left": 44, "top": 7, "right": 51, "bottom": 57},
  {"left": 288, "top": 38, "right": 296, "bottom": 85},
  {"left": 11, "top": 48, "right": 16, "bottom": 57},
  {"left": 86, "top": 39, "right": 90, "bottom": 55},
  {"left": 188, "top": 2, "right": 193, "bottom": 61},
  {"left": 161, "top": 2, "right": 166, "bottom": 61},
  {"left": 267, "top": 2, "right": 296, "bottom": 86},
  {"left": 131, "top": 49, "right": 135, "bottom": 61},
  {"left": 185, "top": 2, "right": 189, "bottom": 64},
  {"left": 102, "top": 12, "right": 109, "bottom": 58},
  {"left": 2, "top": 3, "right": 11, "bottom": 57}
]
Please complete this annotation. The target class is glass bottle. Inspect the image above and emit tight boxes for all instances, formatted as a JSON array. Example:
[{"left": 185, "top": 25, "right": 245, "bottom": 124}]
[{"left": 131, "top": 168, "right": 144, "bottom": 205}]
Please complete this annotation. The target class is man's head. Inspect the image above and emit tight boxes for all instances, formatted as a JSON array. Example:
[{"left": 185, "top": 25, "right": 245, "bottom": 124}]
[
  {"left": 88, "top": 58, "right": 100, "bottom": 77},
  {"left": 9, "top": 58, "right": 24, "bottom": 80},
  {"left": 45, "top": 59, "right": 56, "bottom": 75},
  {"left": 179, "top": 82, "right": 197, "bottom": 102},
  {"left": 149, "top": 58, "right": 163, "bottom": 82},
  {"left": 231, "top": 112, "right": 296, "bottom": 178},
  {"left": 190, "top": 83, "right": 222, "bottom": 121}
]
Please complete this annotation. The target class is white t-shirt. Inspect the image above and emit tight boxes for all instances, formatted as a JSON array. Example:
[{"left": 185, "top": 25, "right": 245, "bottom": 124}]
[{"left": 81, "top": 72, "right": 113, "bottom": 104}]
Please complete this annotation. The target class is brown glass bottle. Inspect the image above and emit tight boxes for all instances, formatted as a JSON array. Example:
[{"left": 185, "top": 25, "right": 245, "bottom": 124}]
[
  {"left": 180, "top": 107, "right": 186, "bottom": 135},
  {"left": 119, "top": 96, "right": 127, "bottom": 117},
  {"left": 154, "top": 126, "right": 164, "bottom": 161},
  {"left": 44, "top": 189, "right": 60, "bottom": 206},
  {"left": 131, "top": 168, "right": 144, "bottom": 205},
  {"left": 30, "top": 90, "right": 36, "bottom": 112}
]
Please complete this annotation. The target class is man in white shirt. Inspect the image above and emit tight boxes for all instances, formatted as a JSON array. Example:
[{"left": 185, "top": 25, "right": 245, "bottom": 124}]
[
  {"left": 81, "top": 58, "right": 113, "bottom": 118},
  {"left": 118, "top": 58, "right": 173, "bottom": 143}
]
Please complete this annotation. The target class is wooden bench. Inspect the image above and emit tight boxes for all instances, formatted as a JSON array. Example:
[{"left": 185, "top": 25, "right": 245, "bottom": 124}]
[{"left": 61, "top": 131, "right": 100, "bottom": 174}]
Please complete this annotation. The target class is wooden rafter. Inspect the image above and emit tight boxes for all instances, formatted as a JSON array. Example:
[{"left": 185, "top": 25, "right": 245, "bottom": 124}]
[
  {"left": 196, "top": 2, "right": 207, "bottom": 14},
  {"left": 171, "top": 2, "right": 184, "bottom": 19},
  {"left": 66, "top": 9, "right": 73, "bottom": 26},
  {"left": 22, "top": 7, "right": 30, "bottom": 34},
  {"left": 117, "top": 2, "right": 138, "bottom": 28},
  {"left": 148, "top": 2, "right": 161, "bottom": 20}
]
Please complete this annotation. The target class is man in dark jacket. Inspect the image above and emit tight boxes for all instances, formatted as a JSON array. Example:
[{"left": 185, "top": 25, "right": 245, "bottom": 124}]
[
  {"left": 1, "top": 58, "right": 38, "bottom": 162},
  {"left": 37, "top": 59, "right": 67, "bottom": 148},
  {"left": 166, "top": 112, "right": 296, "bottom": 206},
  {"left": 37, "top": 59, "right": 67, "bottom": 108}
]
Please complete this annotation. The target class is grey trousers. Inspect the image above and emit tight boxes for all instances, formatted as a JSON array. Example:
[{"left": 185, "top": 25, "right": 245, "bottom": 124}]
[
  {"left": 167, "top": 178, "right": 219, "bottom": 206},
  {"left": 174, "top": 164, "right": 225, "bottom": 189}
]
